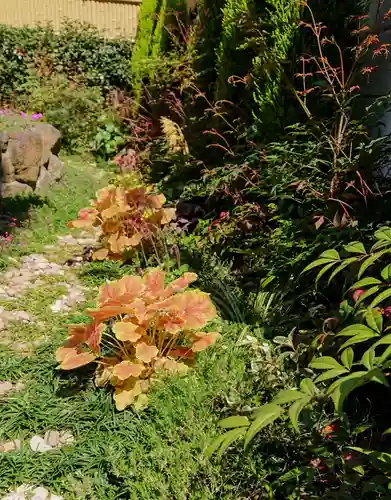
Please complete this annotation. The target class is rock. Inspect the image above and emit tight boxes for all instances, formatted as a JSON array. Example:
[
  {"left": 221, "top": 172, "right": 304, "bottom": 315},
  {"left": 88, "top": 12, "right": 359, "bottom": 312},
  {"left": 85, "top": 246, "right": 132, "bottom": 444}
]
[
  {"left": 1, "top": 181, "right": 33, "bottom": 197},
  {"left": 44, "top": 430, "right": 61, "bottom": 448},
  {"left": 35, "top": 167, "right": 51, "bottom": 195},
  {"left": 0, "top": 439, "right": 21, "bottom": 453},
  {"left": 8, "top": 130, "right": 43, "bottom": 185},
  {"left": 31, "top": 123, "right": 62, "bottom": 156},
  {"left": 0, "top": 381, "right": 13, "bottom": 396},
  {"left": 0, "top": 122, "right": 63, "bottom": 198},
  {"left": 1, "top": 485, "right": 63, "bottom": 500},
  {"left": 47, "top": 154, "right": 64, "bottom": 182},
  {"left": 30, "top": 435, "right": 53, "bottom": 453}
]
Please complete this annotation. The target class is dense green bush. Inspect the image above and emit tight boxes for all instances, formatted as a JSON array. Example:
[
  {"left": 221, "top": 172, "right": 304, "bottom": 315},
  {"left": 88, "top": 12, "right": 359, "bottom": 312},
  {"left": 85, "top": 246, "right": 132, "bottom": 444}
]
[
  {"left": 18, "top": 76, "right": 122, "bottom": 152},
  {"left": 0, "top": 21, "right": 133, "bottom": 101}
]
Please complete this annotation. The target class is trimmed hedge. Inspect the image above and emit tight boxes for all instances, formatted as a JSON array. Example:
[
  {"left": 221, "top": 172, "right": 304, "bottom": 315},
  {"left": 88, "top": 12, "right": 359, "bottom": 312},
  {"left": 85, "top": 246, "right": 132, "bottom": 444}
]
[{"left": 0, "top": 21, "right": 133, "bottom": 101}]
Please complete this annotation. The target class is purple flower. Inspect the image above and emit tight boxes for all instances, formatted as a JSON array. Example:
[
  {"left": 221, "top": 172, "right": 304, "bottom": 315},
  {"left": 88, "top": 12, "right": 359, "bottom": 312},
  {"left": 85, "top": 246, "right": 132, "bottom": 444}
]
[
  {"left": 31, "top": 113, "right": 43, "bottom": 121},
  {"left": 20, "top": 112, "right": 27, "bottom": 119}
]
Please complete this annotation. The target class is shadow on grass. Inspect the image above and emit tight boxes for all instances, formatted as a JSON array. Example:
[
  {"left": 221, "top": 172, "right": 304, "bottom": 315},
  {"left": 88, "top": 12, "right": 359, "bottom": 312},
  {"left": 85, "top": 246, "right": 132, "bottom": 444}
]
[
  {"left": 0, "top": 193, "right": 44, "bottom": 234},
  {"left": 55, "top": 364, "right": 98, "bottom": 398}
]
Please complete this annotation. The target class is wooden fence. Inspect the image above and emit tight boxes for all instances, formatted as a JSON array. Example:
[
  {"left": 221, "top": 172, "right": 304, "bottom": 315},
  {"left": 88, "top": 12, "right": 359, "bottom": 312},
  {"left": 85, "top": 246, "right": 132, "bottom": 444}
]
[{"left": 0, "top": 0, "right": 141, "bottom": 39}]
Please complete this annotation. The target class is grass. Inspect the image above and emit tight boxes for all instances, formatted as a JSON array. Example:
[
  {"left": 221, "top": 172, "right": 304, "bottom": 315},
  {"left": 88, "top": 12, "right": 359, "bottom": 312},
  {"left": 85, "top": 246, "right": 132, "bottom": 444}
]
[{"left": 0, "top": 156, "right": 259, "bottom": 499}]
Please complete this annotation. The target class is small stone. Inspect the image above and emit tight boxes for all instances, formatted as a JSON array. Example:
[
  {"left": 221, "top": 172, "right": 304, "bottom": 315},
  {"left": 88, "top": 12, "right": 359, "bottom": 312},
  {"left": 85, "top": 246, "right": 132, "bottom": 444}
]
[
  {"left": 30, "top": 435, "right": 53, "bottom": 453},
  {"left": 0, "top": 439, "right": 21, "bottom": 453},
  {"left": 58, "top": 431, "right": 74, "bottom": 446},
  {"left": 44, "top": 430, "right": 61, "bottom": 448},
  {"left": 0, "top": 381, "right": 13, "bottom": 396}
]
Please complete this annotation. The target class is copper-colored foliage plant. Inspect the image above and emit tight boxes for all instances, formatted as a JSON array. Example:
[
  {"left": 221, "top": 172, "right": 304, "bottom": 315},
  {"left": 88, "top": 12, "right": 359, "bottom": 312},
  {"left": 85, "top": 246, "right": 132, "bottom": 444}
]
[
  {"left": 68, "top": 179, "right": 176, "bottom": 260},
  {"left": 56, "top": 269, "right": 219, "bottom": 410}
]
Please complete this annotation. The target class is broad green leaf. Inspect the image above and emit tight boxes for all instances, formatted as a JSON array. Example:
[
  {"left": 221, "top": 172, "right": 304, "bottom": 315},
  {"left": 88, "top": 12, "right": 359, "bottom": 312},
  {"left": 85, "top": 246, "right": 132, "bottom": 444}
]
[
  {"left": 370, "top": 287, "right": 391, "bottom": 308},
  {"left": 273, "top": 390, "right": 306, "bottom": 405},
  {"left": 310, "top": 356, "right": 345, "bottom": 370},
  {"left": 365, "top": 308, "right": 383, "bottom": 334},
  {"left": 382, "top": 264, "right": 391, "bottom": 281},
  {"left": 288, "top": 396, "right": 312, "bottom": 432},
  {"left": 328, "top": 257, "right": 358, "bottom": 284},
  {"left": 372, "top": 334, "right": 391, "bottom": 349},
  {"left": 300, "top": 378, "right": 317, "bottom": 395},
  {"left": 302, "top": 258, "right": 338, "bottom": 274},
  {"left": 361, "top": 348, "right": 375, "bottom": 370},
  {"left": 367, "top": 367, "right": 390, "bottom": 387},
  {"left": 328, "top": 372, "right": 368, "bottom": 413},
  {"left": 375, "top": 227, "right": 391, "bottom": 242},
  {"left": 278, "top": 468, "right": 304, "bottom": 483},
  {"left": 350, "top": 277, "right": 382, "bottom": 290},
  {"left": 341, "top": 347, "right": 354, "bottom": 370},
  {"left": 218, "top": 428, "right": 247, "bottom": 457},
  {"left": 315, "top": 261, "right": 339, "bottom": 286},
  {"left": 356, "top": 286, "right": 381, "bottom": 307},
  {"left": 383, "top": 428, "right": 391, "bottom": 435},
  {"left": 244, "top": 404, "right": 282, "bottom": 449},
  {"left": 339, "top": 331, "right": 379, "bottom": 351},
  {"left": 337, "top": 324, "right": 376, "bottom": 337},
  {"left": 315, "top": 368, "right": 349, "bottom": 383},
  {"left": 320, "top": 249, "right": 340, "bottom": 260},
  {"left": 344, "top": 241, "right": 366, "bottom": 254},
  {"left": 205, "top": 434, "right": 227, "bottom": 457},
  {"left": 358, "top": 251, "right": 389, "bottom": 279},
  {"left": 353, "top": 465, "right": 365, "bottom": 475},
  {"left": 218, "top": 416, "right": 250, "bottom": 429},
  {"left": 378, "top": 345, "right": 391, "bottom": 364}
]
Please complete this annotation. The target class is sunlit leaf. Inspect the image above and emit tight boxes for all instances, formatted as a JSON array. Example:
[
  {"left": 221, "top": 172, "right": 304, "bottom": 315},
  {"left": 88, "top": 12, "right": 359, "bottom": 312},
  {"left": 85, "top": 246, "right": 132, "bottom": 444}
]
[
  {"left": 315, "top": 262, "right": 339, "bottom": 286},
  {"left": 344, "top": 241, "right": 366, "bottom": 254},
  {"left": 219, "top": 416, "right": 250, "bottom": 429},
  {"left": 361, "top": 348, "right": 375, "bottom": 370},
  {"left": 370, "top": 287, "right": 391, "bottom": 308},
  {"left": 310, "top": 356, "right": 345, "bottom": 370},
  {"left": 315, "top": 368, "right": 348, "bottom": 383},
  {"left": 113, "top": 321, "right": 143, "bottom": 343},
  {"left": 320, "top": 249, "right": 340, "bottom": 260},
  {"left": 328, "top": 372, "right": 368, "bottom": 412},
  {"left": 58, "top": 349, "right": 96, "bottom": 370},
  {"left": 381, "top": 264, "right": 391, "bottom": 281},
  {"left": 244, "top": 404, "right": 282, "bottom": 448},
  {"left": 164, "top": 272, "right": 198, "bottom": 296},
  {"left": 143, "top": 268, "right": 166, "bottom": 299},
  {"left": 355, "top": 286, "right": 381, "bottom": 307},
  {"left": 339, "top": 331, "right": 379, "bottom": 351},
  {"left": 205, "top": 434, "right": 229, "bottom": 457},
  {"left": 337, "top": 324, "right": 377, "bottom": 337},
  {"left": 93, "top": 248, "right": 109, "bottom": 261},
  {"left": 365, "top": 308, "right": 383, "bottom": 334},
  {"left": 288, "top": 396, "right": 312, "bottom": 432},
  {"left": 350, "top": 277, "right": 382, "bottom": 290},
  {"left": 273, "top": 390, "right": 306, "bottom": 405},
  {"left": 191, "top": 332, "right": 221, "bottom": 352},
  {"left": 358, "top": 251, "right": 390, "bottom": 279},
  {"left": 219, "top": 428, "right": 247, "bottom": 456},
  {"left": 135, "top": 343, "right": 159, "bottom": 363},
  {"left": 328, "top": 257, "right": 358, "bottom": 284},
  {"left": 114, "top": 378, "right": 143, "bottom": 411},
  {"left": 302, "top": 258, "right": 338, "bottom": 274},
  {"left": 113, "top": 361, "right": 144, "bottom": 380},
  {"left": 133, "top": 393, "right": 149, "bottom": 411},
  {"left": 300, "top": 378, "right": 316, "bottom": 395},
  {"left": 341, "top": 347, "right": 354, "bottom": 370}
]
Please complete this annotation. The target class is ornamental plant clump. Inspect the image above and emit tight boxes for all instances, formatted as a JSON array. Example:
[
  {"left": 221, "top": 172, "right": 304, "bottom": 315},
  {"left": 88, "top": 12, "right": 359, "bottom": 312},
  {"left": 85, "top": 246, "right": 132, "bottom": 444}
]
[
  {"left": 56, "top": 269, "right": 219, "bottom": 410},
  {"left": 68, "top": 179, "right": 176, "bottom": 261}
]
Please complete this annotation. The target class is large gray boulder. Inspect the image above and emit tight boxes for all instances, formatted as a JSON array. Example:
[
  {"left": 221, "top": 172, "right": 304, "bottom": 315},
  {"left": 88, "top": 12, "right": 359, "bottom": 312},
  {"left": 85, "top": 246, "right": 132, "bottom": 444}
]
[{"left": 0, "top": 122, "right": 64, "bottom": 197}]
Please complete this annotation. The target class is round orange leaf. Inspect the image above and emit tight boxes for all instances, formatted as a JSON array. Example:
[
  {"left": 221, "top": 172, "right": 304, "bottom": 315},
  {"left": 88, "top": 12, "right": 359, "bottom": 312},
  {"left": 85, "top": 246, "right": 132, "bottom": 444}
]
[
  {"left": 113, "top": 361, "right": 144, "bottom": 380},
  {"left": 191, "top": 332, "right": 221, "bottom": 352},
  {"left": 113, "top": 321, "right": 143, "bottom": 342},
  {"left": 174, "top": 291, "right": 217, "bottom": 329},
  {"left": 135, "top": 343, "right": 159, "bottom": 363},
  {"left": 114, "top": 379, "right": 144, "bottom": 411},
  {"left": 93, "top": 248, "right": 109, "bottom": 261},
  {"left": 59, "top": 349, "right": 96, "bottom": 370}
]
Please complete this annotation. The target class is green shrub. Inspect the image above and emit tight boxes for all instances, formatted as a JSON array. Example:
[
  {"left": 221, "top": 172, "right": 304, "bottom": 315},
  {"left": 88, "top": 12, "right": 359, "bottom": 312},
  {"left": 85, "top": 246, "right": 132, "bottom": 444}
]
[
  {"left": 18, "top": 76, "right": 119, "bottom": 152},
  {"left": 0, "top": 21, "right": 133, "bottom": 101}
]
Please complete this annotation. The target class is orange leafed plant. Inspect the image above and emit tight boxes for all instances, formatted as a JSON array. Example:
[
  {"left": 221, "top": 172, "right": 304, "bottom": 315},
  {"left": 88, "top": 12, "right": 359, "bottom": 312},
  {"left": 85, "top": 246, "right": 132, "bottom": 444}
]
[
  {"left": 68, "top": 178, "right": 175, "bottom": 260},
  {"left": 56, "top": 269, "right": 219, "bottom": 410}
]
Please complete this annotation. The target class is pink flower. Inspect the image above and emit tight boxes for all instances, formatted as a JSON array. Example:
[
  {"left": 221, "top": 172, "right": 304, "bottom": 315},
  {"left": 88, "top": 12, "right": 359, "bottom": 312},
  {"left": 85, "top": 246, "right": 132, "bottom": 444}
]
[
  {"left": 349, "top": 85, "right": 360, "bottom": 93},
  {"left": 353, "top": 289, "right": 366, "bottom": 302},
  {"left": 30, "top": 113, "right": 43, "bottom": 121},
  {"left": 219, "top": 211, "right": 229, "bottom": 220},
  {"left": 19, "top": 112, "right": 27, "bottom": 119},
  {"left": 343, "top": 453, "right": 353, "bottom": 461},
  {"left": 383, "top": 306, "right": 391, "bottom": 319}
]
